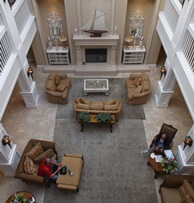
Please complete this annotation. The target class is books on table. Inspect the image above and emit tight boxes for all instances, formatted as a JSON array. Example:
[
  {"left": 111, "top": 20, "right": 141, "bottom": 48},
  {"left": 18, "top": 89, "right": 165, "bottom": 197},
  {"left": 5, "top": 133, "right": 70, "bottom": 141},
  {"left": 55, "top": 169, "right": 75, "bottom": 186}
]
[{"left": 164, "top": 150, "right": 174, "bottom": 159}]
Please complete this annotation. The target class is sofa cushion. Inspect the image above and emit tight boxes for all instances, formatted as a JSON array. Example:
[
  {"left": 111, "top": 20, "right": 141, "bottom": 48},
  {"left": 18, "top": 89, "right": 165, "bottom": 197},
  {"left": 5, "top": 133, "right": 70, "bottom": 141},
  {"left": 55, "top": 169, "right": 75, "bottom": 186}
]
[
  {"left": 161, "top": 187, "right": 182, "bottom": 203},
  {"left": 34, "top": 149, "right": 56, "bottom": 165},
  {"left": 104, "top": 104, "right": 117, "bottom": 111},
  {"left": 140, "top": 72, "right": 149, "bottom": 81},
  {"left": 132, "top": 78, "right": 141, "bottom": 86},
  {"left": 25, "top": 142, "right": 44, "bottom": 161},
  {"left": 134, "top": 85, "right": 142, "bottom": 93},
  {"left": 46, "top": 80, "right": 56, "bottom": 92},
  {"left": 104, "top": 100, "right": 116, "bottom": 105},
  {"left": 142, "top": 80, "right": 150, "bottom": 92},
  {"left": 55, "top": 75, "right": 61, "bottom": 85},
  {"left": 76, "top": 103, "right": 90, "bottom": 110},
  {"left": 24, "top": 156, "right": 37, "bottom": 175},
  {"left": 80, "top": 98, "right": 90, "bottom": 105},
  {"left": 180, "top": 185, "right": 188, "bottom": 197},
  {"left": 90, "top": 102, "right": 104, "bottom": 110},
  {"left": 47, "top": 73, "right": 56, "bottom": 80},
  {"left": 56, "top": 84, "right": 66, "bottom": 92},
  {"left": 183, "top": 180, "right": 194, "bottom": 200},
  {"left": 181, "top": 194, "right": 194, "bottom": 203}
]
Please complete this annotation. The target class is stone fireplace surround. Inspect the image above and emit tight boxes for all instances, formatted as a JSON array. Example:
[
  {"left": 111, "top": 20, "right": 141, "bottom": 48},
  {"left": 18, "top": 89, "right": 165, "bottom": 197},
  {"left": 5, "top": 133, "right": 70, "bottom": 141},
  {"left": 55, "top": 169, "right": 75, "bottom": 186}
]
[{"left": 73, "top": 34, "right": 119, "bottom": 65}]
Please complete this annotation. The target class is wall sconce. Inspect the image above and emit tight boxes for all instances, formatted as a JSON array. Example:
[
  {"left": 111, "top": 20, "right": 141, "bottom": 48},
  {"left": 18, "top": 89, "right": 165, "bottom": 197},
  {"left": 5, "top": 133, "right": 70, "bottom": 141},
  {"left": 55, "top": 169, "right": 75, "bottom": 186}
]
[
  {"left": 27, "top": 67, "right": 33, "bottom": 80},
  {"left": 2, "top": 135, "right": 12, "bottom": 149},
  {"left": 183, "top": 136, "right": 193, "bottom": 150},
  {"left": 160, "top": 67, "right": 167, "bottom": 79}
]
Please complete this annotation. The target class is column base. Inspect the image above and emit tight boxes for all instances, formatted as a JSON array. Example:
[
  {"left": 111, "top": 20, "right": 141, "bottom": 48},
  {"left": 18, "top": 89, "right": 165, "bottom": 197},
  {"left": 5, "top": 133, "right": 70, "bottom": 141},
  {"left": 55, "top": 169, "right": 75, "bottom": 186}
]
[
  {"left": 155, "top": 81, "right": 174, "bottom": 108},
  {"left": 20, "top": 81, "right": 39, "bottom": 108},
  {"left": 176, "top": 145, "right": 194, "bottom": 175}
]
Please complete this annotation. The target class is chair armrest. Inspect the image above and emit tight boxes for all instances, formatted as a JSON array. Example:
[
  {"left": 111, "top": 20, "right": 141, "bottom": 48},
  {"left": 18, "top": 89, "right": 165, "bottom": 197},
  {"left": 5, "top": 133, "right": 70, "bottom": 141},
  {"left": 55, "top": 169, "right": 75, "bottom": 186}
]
[
  {"left": 45, "top": 90, "right": 62, "bottom": 97},
  {"left": 61, "top": 88, "right": 68, "bottom": 99},
  {"left": 64, "top": 153, "right": 83, "bottom": 159},
  {"left": 57, "top": 184, "right": 77, "bottom": 190},
  {"left": 15, "top": 172, "right": 44, "bottom": 183},
  {"left": 159, "top": 175, "right": 194, "bottom": 192}
]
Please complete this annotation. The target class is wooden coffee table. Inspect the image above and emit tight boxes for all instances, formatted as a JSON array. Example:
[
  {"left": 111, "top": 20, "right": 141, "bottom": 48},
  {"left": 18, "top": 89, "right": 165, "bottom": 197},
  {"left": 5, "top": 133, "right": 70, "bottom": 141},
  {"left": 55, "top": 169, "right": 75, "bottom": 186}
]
[
  {"left": 147, "top": 156, "right": 165, "bottom": 179},
  {"left": 80, "top": 114, "right": 115, "bottom": 133},
  {"left": 6, "top": 191, "right": 36, "bottom": 203}
]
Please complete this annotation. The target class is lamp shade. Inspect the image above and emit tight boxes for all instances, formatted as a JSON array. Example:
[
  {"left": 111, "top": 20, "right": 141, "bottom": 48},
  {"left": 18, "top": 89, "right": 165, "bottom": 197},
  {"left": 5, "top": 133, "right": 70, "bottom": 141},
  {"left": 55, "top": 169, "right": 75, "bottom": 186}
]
[
  {"left": 124, "top": 35, "right": 133, "bottom": 43},
  {"left": 59, "top": 35, "right": 67, "bottom": 42}
]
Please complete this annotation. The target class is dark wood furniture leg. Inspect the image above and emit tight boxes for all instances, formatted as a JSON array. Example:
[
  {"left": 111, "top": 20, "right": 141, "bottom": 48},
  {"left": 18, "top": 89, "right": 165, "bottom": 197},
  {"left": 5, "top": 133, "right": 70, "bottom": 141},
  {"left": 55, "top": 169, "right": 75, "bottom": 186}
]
[{"left": 110, "top": 124, "right": 113, "bottom": 133}]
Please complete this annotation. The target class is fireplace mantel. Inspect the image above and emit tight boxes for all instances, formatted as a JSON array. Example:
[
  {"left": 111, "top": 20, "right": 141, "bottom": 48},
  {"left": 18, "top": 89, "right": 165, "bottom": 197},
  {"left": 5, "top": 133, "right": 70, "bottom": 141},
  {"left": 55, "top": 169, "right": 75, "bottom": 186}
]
[{"left": 73, "top": 34, "right": 119, "bottom": 65}]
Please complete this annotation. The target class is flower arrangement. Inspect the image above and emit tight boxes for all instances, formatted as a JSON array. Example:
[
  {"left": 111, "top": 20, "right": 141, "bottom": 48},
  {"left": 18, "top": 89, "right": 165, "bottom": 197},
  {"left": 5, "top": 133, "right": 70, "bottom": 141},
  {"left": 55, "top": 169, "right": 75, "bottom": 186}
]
[
  {"left": 78, "top": 112, "right": 90, "bottom": 125},
  {"left": 160, "top": 157, "right": 178, "bottom": 174},
  {"left": 95, "top": 113, "right": 114, "bottom": 123},
  {"left": 10, "top": 193, "right": 27, "bottom": 203}
]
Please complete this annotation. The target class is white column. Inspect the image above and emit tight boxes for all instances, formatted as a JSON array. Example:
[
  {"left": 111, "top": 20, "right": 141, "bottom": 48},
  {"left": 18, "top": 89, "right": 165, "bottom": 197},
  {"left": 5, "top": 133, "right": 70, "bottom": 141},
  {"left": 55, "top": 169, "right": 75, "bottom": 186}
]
[
  {"left": 17, "top": 61, "right": 39, "bottom": 108},
  {"left": 110, "top": 45, "right": 117, "bottom": 65},
  {"left": 76, "top": 46, "right": 82, "bottom": 65},
  {"left": 0, "top": 123, "right": 20, "bottom": 176},
  {"left": 176, "top": 124, "right": 194, "bottom": 174},
  {"left": 155, "top": 60, "right": 176, "bottom": 107}
]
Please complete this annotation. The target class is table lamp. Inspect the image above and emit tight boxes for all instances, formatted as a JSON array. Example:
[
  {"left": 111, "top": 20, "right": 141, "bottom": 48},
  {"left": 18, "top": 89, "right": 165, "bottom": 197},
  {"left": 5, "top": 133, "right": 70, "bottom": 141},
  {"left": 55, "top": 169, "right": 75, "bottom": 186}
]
[{"left": 124, "top": 35, "right": 133, "bottom": 49}]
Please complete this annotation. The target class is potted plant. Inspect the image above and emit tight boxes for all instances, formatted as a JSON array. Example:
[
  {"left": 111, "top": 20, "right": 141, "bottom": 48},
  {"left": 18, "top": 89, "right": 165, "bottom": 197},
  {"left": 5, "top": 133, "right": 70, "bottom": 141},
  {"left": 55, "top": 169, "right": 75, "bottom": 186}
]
[
  {"left": 10, "top": 193, "right": 27, "bottom": 203},
  {"left": 160, "top": 157, "right": 179, "bottom": 174},
  {"left": 78, "top": 112, "right": 90, "bottom": 125},
  {"left": 95, "top": 113, "right": 114, "bottom": 123}
]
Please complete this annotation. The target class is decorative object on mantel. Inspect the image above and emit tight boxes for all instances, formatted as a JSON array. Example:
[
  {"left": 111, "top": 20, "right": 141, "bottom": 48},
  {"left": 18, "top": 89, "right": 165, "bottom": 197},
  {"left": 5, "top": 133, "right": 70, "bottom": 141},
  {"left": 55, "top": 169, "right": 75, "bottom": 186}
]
[
  {"left": 59, "top": 35, "right": 67, "bottom": 50},
  {"left": 81, "top": 9, "right": 109, "bottom": 37},
  {"left": 2, "top": 135, "right": 12, "bottom": 149},
  {"left": 75, "top": 28, "right": 78, "bottom": 35},
  {"left": 47, "top": 13, "right": 63, "bottom": 50},
  {"left": 124, "top": 34, "right": 133, "bottom": 49},
  {"left": 183, "top": 136, "right": 193, "bottom": 150},
  {"left": 114, "top": 27, "right": 117, "bottom": 35},
  {"left": 128, "top": 12, "right": 145, "bottom": 50},
  {"left": 27, "top": 67, "right": 33, "bottom": 80},
  {"left": 160, "top": 66, "right": 167, "bottom": 79}
]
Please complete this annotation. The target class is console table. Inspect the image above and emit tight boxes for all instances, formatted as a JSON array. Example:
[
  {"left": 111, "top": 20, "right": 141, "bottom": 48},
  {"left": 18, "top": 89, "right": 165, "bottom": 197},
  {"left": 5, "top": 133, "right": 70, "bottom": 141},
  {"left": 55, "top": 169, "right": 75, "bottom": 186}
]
[
  {"left": 123, "top": 45, "right": 146, "bottom": 64},
  {"left": 46, "top": 46, "right": 69, "bottom": 65}
]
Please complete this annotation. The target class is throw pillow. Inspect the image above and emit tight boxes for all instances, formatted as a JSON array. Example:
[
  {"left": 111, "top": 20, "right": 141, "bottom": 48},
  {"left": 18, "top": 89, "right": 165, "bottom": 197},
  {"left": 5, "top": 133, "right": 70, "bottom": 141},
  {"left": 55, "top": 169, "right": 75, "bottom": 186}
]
[
  {"left": 179, "top": 185, "right": 187, "bottom": 197},
  {"left": 75, "top": 98, "right": 80, "bottom": 103},
  {"left": 80, "top": 98, "right": 90, "bottom": 105},
  {"left": 56, "top": 84, "right": 66, "bottom": 92},
  {"left": 183, "top": 180, "right": 194, "bottom": 200},
  {"left": 134, "top": 85, "right": 143, "bottom": 93},
  {"left": 24, "top": 156, "right": 37, "bottom": 175},
  {"left": 181, "top": 194, "right": 194, "bottom": 203},
  {"left": 25, "top": 142, "right": 44, "bottom": 161},
  {"left": 90, "top": 102, "right": 104, "bottom": 110},
  {"left": 34, "top": 149, "right": 56, "bottom": 165},
  {"left": 55, "top": 75, "right": 61, "bottom": 85},
  {"left": 46, "top": 80, "right": 56, "bottom": 92},
  {"left": 76, "top": 103, "right": 90, "bottom": 110},
  {"left": 104, "top": 100, "right": 116, "bottom": 105},
  {"left": 104, "top": 105, "right": 118, "bottom": 111},
  {"left": 132, "top": 78, "right": 141, "bottom": 86},
  {"left": 140, "top": 72, "right": 149, "bottom": 81},
  {"left": 142, "top": 80, "right": 150, "bottom": 92},
  {"left": 47, "top": 73, "right": 56, "bottom": 80}
]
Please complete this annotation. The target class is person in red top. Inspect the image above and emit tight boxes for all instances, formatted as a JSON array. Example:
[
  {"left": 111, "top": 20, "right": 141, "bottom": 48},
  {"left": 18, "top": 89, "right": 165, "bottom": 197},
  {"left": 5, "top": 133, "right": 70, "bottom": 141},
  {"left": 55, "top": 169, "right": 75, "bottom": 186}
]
[{"left": 38, "top": 158, "right": 62, "bottom": 183}]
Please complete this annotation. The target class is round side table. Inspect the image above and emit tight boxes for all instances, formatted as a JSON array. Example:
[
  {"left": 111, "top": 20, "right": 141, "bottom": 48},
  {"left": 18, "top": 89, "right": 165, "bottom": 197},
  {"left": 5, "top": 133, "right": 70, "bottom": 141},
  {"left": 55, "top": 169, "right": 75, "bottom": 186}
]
[{"left": 6, "top": 191, "right": 36, "bottom": 203}]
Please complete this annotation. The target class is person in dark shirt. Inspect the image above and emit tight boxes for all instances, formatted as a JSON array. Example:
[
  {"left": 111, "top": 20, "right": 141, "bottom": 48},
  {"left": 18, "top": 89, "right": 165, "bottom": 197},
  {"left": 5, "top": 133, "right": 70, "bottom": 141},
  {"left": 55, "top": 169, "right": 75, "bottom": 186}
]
[
  {"left": 38, "top": 158, "right": 62, "bottom": 183},
  {"left": 141, "top": 133, "right": 170, "bottom": 155}
]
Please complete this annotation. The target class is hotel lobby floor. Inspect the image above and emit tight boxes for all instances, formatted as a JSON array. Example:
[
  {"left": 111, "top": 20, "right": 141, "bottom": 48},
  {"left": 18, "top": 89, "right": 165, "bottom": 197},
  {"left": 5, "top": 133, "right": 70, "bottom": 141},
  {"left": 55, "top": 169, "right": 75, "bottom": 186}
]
[{"left": 0, "top": 66, "right": 193, "bottom": 203}]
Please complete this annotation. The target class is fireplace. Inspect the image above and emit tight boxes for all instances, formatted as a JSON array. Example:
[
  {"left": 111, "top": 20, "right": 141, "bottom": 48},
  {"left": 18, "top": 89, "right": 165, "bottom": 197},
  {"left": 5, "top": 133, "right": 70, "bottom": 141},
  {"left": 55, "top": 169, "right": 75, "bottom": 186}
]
[{"left": 85, "top": 49, "right": 107, "bottom": 63}]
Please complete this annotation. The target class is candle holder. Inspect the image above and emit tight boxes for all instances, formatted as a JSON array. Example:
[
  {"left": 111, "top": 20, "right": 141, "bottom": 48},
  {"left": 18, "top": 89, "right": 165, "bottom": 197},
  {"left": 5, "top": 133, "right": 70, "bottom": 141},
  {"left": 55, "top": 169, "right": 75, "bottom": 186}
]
[
  {"left": 2, "top": 135, "right": 12, "bottom": 149},
  {"left": 183, "top": 136, "right": 193, "bottom": 150}
]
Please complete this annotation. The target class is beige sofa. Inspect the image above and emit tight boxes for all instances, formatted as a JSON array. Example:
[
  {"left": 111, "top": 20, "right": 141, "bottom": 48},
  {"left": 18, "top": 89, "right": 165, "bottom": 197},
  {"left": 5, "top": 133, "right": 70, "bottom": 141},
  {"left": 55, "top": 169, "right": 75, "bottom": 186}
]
[
  {"left": 45, "top": 73, "right": 71, "bottom": 104},
  {"left": 125, "top": 72, "right": 151, "bottom": 105},
  {"left": 74, "top": 98, "right": 122, "bottom": 120},
  {"left": 159, "top": 174, "right": 194, "bottom": 203}
]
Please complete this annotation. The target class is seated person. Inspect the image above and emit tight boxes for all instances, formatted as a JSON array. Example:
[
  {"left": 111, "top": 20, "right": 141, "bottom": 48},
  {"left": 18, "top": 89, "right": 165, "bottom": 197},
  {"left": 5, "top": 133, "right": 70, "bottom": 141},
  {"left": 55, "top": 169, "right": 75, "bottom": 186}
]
[
  {"left": 38, "top": 157, "right": 62, "bottom": 183},
  {"left": 141, "top": 133, "right": 170, "bottom": 155}
]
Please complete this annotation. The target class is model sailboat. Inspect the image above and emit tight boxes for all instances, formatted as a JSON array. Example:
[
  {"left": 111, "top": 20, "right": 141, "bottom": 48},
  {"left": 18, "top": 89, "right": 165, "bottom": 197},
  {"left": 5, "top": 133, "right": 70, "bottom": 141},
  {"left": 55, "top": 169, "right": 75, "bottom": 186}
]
[{"left": 81, "top": 9, "right": 109, "bottom": 37}]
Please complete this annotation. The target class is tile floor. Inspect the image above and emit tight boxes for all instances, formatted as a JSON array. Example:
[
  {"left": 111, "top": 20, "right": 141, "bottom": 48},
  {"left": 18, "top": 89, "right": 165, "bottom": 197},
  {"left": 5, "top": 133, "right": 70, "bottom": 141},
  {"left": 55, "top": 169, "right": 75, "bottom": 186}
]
[{"left": 0, "top": 65, "right": 193, "bottom": 203}]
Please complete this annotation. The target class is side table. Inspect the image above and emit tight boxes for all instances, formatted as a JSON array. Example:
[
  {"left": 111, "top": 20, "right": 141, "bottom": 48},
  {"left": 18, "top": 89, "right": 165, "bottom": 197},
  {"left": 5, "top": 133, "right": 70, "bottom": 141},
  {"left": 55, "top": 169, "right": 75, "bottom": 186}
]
[{"left": 6, "top": 191, "right": 36, "bottom": 203}]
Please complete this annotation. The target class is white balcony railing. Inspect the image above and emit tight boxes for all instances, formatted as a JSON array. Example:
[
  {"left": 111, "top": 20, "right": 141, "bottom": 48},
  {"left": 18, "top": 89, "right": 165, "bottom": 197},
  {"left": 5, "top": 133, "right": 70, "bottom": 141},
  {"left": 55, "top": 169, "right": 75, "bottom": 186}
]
[
  {"left": 182, "top": 28, "right": 194, "bottom": 73},
  {"left": 14, "top": 0, "right": 31, "bottom": 35},
  {"left": 0, "top": 31, "right": 12, "bottom": 76},
  {"left": 163, "top": 0, "right": 179, "bottom": 33}
]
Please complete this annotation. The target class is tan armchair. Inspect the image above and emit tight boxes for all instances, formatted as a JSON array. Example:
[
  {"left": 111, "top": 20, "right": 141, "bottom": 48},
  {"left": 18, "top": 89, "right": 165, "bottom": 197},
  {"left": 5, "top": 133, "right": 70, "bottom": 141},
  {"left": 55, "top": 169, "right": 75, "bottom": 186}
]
[
  {"left": 44, "top": 73, "right": 71, "bottom": 104},
  {"left": 125, "top": 72, "right": 151, "bottom": 105},
  {"left": 15, "top": 139, "right": 58, "bottom": 185}
]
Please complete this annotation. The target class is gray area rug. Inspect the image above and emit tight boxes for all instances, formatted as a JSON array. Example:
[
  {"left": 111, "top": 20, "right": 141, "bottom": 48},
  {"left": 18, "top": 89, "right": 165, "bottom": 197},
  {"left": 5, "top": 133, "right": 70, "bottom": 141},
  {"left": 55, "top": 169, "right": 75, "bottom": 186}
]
[{"left": 44, "top": 78, "right": 157, "bottom": 203}]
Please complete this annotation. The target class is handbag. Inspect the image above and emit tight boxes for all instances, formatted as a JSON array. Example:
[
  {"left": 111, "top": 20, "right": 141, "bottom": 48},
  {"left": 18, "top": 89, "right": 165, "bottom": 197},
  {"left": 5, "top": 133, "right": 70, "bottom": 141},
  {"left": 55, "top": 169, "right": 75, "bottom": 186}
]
[{"left": 60, "top": 165, "right": 67, "bottom": 174}]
